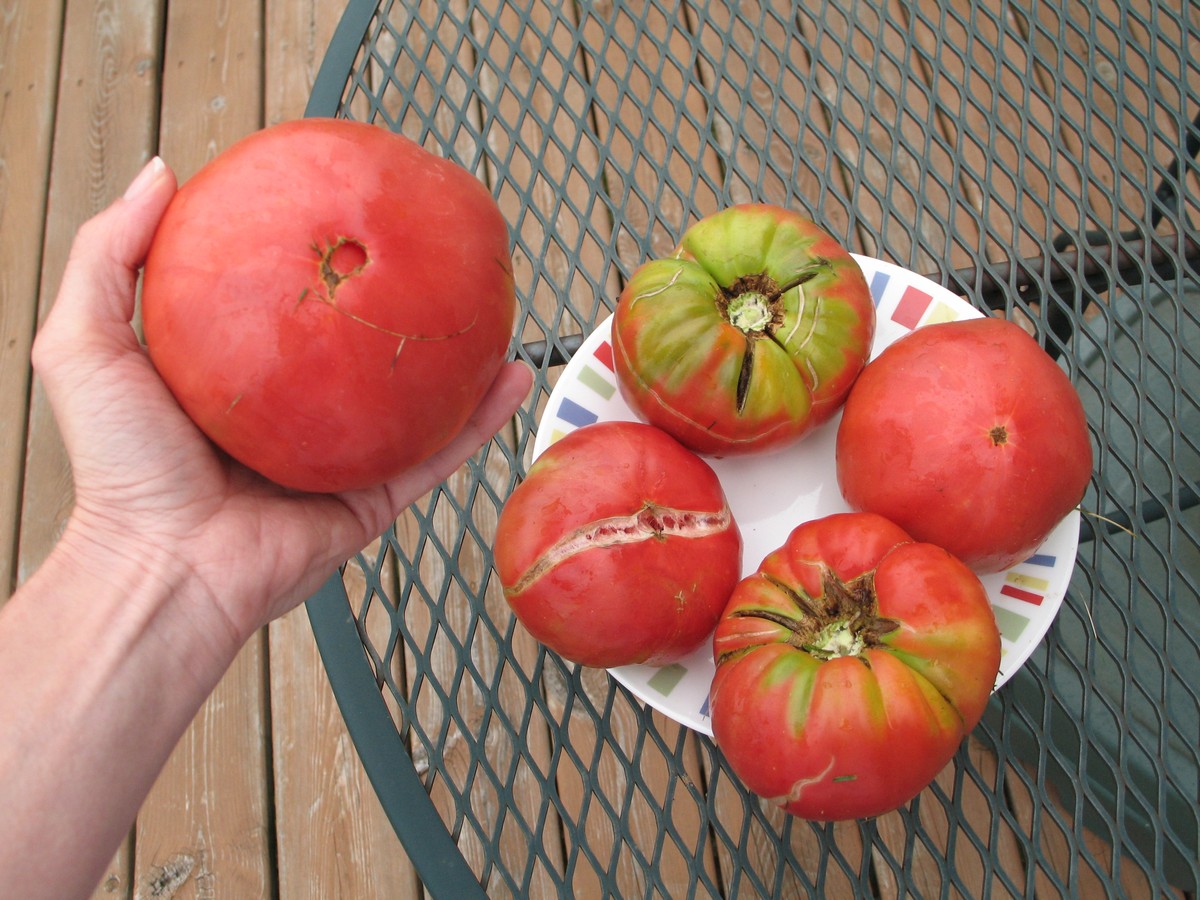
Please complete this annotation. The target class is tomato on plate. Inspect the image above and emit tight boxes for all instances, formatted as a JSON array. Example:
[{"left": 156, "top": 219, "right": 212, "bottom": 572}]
[
  {"left": 142, "top": 118, "right": 516, "bottom": 493},
  {"left": 612, "top": 203, "right": 875, "bottom": 456},
  {"left": 710, "top": 512, "right": 1000, "bottom": 821},
  {"left": 494, "top": 421, "right": 742, "bottom": 668},
  {"left": 836, "top": 316, "right": 1092, "bottom": 572}
]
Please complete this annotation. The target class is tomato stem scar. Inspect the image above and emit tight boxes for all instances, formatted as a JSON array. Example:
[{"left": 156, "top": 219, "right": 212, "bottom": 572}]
[
  {"left": 304, "top": 236, "right": 478, "bottom": 356},
  {"left": 729, "top": 566, "right": 900, "bottom": 662}
]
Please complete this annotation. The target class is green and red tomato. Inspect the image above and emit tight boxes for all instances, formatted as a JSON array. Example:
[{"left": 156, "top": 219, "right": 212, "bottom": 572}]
[
  {"left": 612, "top": 204, "right": 875, "bottom": 456},
  {"left": 709, "top": 512, "right": 1001, "bottom": 821}
]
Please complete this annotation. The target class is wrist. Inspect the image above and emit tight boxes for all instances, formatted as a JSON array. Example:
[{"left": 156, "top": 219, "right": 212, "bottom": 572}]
[{"left": 43, "top": 514, "right": 246, "bottom": 689}]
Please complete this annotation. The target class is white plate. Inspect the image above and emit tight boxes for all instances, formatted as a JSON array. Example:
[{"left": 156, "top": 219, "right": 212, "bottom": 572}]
[{"left": 531, "top": 254, "right": 1079, "bottom": 736}]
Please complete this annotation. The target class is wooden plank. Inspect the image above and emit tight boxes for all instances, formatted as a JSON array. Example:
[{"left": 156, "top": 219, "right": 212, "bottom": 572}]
[
  {"left": 17, "top": 0, "right": 161, "bottom": 582},
  {"left": 581, "top": 0, "right": 723, "bottom": 263},
  {"left": 269, "top": 544, "right": 420, "bottom": 899},
  {"left": 14, "top": 0, "right": 164, "bottom": 895},
  {"left": 997, "top": 5, "right": 1191, "bottom": 890},
  {"left": 376, "top": 1, "right": 500, "bottom": 888},
  {"left": 129, "top": 2, "right": 273, "bottom": 898},
  {"left": 257, "top": 1, "right": 421, "bottom": 895},
  {"left": 901, "top": 2, "right": 1082, "bottom": 274},
  {"left": 474, "top": 0, "right": 623, "bottom": 443},
  {"left": 0, "top": 0, "right": 64, "bottom": 604},
  {"left": 359, "top": 4, "right": 563, "bottom": 894},
  {"left": 871, "top": 738, "right": 1025, "bottom": 900},
  {"left": 1025, "top": 0, "right": 1198, "bottom": 243}
]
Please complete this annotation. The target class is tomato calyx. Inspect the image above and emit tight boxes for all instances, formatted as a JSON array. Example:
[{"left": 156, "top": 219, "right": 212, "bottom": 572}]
[{"left": 722, "top": 566, "right": 901, "bottom": 665}]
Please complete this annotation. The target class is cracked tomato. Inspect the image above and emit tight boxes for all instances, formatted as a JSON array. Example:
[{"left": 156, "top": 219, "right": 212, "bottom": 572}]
[
  {"left": 142, "top": 118, "right": 516, "bottom": 492},
  {"left": 612, "top": 204, "right": 875, "bottom": 456},
  {"left": 710, "top": 512, "right": 1000, "bottom": 821},
  {"left": 494, "top": 421, "right": 742, "bottom": 668}
]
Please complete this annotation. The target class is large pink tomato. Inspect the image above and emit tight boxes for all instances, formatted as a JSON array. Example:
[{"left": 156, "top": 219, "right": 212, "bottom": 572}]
[
  {"left": 142, "top": 118, "right": 516, "bottom": 493},
  {"left": 612, "top": 204, "right": 875, "bottom": 456},
  {"left": 710, "top": 513, "right": 1001, "bottom": 821},
  {"left": 494, "top": 421, "right": 742, "bottom": 668},
  {"left": 836, "top": 316, "right": 1092, "bottom": 572}
]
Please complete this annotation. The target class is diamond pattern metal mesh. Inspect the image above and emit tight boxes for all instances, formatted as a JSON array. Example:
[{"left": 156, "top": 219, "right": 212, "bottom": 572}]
[{"left": 307, "top": 0, "right": 1199, "bottom": 895}]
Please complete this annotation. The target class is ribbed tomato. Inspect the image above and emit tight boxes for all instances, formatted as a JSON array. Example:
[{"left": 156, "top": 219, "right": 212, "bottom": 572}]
[
  {"left": 710, "top": 512, "right": 1000, "bottom": 821},
  {"left": 612, "top": 204, "right": 875, "bottom": 456}
]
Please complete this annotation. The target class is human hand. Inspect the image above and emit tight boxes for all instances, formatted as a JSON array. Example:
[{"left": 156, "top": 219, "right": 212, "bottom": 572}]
[{"left": 32, "top": 156, "right": 533, "bottom": 658}]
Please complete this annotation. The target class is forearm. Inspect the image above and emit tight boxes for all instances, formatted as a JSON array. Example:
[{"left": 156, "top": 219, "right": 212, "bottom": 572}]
[{"left": 0, "top": 520, "right": 242, "bottom": 900}]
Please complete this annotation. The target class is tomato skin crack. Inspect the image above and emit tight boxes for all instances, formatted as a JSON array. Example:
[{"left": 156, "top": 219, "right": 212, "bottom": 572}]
[{"left": 507, "top": 502, "right": 734, "bottom": 596}]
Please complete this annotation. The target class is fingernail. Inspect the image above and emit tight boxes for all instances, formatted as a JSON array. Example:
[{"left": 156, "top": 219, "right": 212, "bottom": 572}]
[{"left": 123, "top": 156, "right": 166, "bottom": 201}]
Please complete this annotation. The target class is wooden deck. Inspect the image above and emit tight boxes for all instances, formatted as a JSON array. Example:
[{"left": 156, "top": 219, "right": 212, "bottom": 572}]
[{"left": 2, "top": 1, "right": 1194, "bottom": 897}]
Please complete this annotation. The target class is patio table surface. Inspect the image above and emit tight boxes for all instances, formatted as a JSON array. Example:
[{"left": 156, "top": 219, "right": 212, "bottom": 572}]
[{"left": 2, "top": 0, "right": 1196, "bottom": 896}]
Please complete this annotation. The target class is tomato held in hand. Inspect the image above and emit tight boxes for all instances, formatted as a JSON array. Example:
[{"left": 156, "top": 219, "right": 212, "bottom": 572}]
[
  {"left": 835, "top": 317, "right": 1092, "bottom": 572},
  {"left": 142, "top": 118, "right": 516, "bottom": 493},
  {"left": 612, "top": 204, "right": 875, "bottom": 456},
  {"left": 494, "top": 421, "right": 742, "bottom": 668},
  {"left": 710, "top": 513, "right": 1000, "bottom": 821}
]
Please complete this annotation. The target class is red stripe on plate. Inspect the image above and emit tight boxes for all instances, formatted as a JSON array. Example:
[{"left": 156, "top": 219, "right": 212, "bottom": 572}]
[
  {"left": 892, "top": 285, "right": 933, "bottom": 329},
  {"left": 594, "top": 340, "right": 615, "bottom": 371},
  {"left": 1000, "top": 584, "right": 1044, "bottom": 605}
]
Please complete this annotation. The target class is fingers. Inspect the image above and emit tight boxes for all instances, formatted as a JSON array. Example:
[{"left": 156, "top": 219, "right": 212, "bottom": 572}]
[{"left": 375, "top": 360, "right": 534, "bottom": 518}]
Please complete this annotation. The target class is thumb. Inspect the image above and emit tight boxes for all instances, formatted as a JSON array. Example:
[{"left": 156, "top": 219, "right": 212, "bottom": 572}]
[
  {"left": 42, "top": 157, "right": 177, "bottom": 351},
  {"left": 32, "top": 157, "right": 180, "bottom": 436}
]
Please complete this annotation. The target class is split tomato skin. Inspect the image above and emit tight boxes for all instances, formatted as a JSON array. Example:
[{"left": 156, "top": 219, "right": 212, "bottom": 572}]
[
  {"left": 142, "top": 118, "right": 516, "bottom": 493},
  {"left": 494, "top": 421, "right": 742, "bottom": 669},
  {"left": 835, "top": 316, "right": 1093, "bottom": 572},
  {"left": 612, "top": 204, "right": 875, "bottom": 456},
  {"left": 710, "top": 512, "right": 1001, "bottom": 821}
]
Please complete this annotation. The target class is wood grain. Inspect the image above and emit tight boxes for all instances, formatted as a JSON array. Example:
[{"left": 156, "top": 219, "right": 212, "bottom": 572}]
[
  {"left": 131, "top": 3, "right": 273, "bottom": 898},
  {"left": 689, "top": 0, "right": 854, "bottom": 235},
  {"left": 0, "top": 0, "right": 64, "bottom": 604},
  {"left": 562, "top": 4, "right": 722, "bottom": 893},
  {"left": 12, "top": 0, "right": 162, "bottom": 894},
  {"left": 5, "top": 1, "right": 1193, "bottom": 896},
  {"left": 17, "top": 0, "right": 161, "bottom": 583}
]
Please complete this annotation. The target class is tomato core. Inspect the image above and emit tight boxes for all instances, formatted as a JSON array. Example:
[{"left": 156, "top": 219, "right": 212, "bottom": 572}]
[
  {"left": 726, "top": 291, "right": 774, "bottom": 333},
  {"left": 808, "top": 618, "right": 866, "bottom": 660},
  {"left": 989, "top": 425, "right": 1009, "bottom": 446}
]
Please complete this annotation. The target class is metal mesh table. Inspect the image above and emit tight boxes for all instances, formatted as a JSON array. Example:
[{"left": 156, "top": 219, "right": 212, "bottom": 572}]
[{"left": 303, "top": 1, "right": 1199, "bottom": 895}]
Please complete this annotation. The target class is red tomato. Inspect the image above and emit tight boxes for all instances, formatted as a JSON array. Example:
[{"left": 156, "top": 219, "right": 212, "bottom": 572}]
[
  {"left": 142, "top": 118, "right": 516, "bottom": 492},
  {"left": 710, "top": 512, "right": 1000, "bottom": 821},
  {"left": 494, "top": 421, "right": 742, "bottom": 668},
  {"left": 835, "top": 317, "right": 1092, "bottom": 572},
  {"left": 612, "top": 204, "right": 875, "bottom": 456}
]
